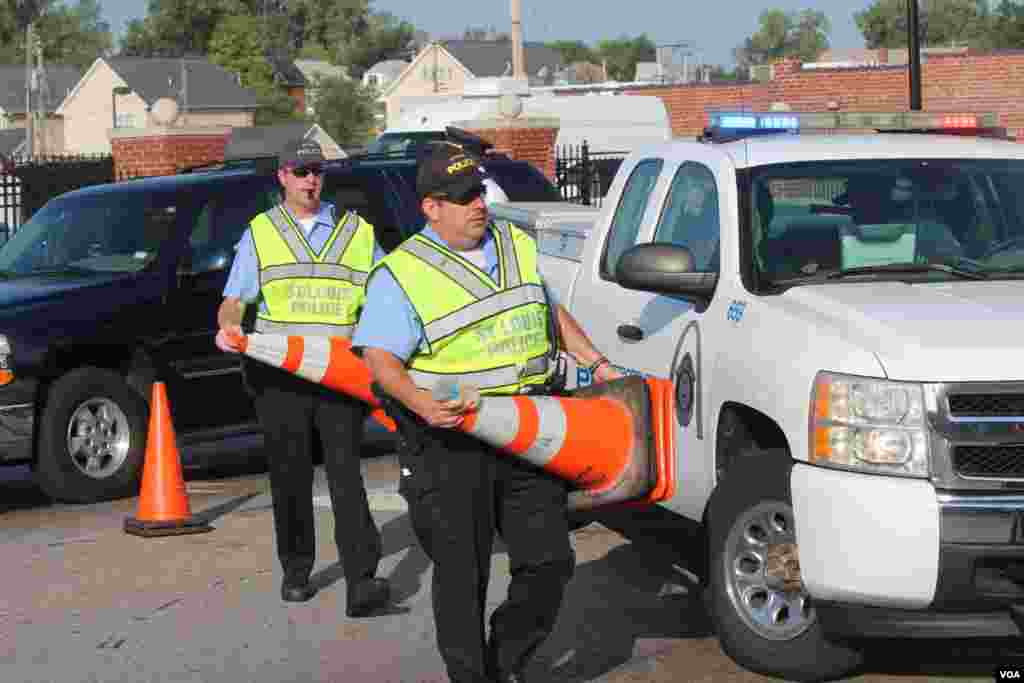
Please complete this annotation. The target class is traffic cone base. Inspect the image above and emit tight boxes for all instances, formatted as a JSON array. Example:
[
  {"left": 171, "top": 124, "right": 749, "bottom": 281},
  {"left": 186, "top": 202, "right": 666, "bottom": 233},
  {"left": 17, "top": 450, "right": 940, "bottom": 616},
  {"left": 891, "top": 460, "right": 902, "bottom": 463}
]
[{"left": 125, "top": 382, "right": 213, "bottom": 537}]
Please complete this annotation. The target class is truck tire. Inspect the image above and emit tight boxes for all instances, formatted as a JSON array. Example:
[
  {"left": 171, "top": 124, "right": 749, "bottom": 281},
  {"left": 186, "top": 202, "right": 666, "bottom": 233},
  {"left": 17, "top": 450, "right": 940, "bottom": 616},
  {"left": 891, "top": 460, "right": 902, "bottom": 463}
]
[
  {"left": 36, "top": 367, "right": 149, "bottom": 504},
  {"left": 705, "top": 450, "right": 863, "bottom": 682}
]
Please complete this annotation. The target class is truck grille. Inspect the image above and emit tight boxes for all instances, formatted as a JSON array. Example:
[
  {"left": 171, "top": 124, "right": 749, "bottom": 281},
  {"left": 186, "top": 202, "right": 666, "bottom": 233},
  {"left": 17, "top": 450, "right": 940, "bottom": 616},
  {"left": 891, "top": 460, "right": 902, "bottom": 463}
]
[
  {"left": 949, "top": 393, "right": 1024, "bottom": 417},
  {"left": 927, "top": 383, "right": 1024, "bottom": 491},
  {"left": 954, "top": 445, "right": 1024, "bottom": 478}
]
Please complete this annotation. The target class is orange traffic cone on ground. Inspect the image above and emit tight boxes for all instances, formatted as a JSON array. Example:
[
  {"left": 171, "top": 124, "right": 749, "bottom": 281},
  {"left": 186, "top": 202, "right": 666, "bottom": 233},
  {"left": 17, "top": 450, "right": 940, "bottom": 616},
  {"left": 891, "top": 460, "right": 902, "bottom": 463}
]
[
  {"left": 237, "top": 332, "right": 675, "bottom": 509},
  {"left": 124, "top": 382, "right": 213, "bottom": 537}
]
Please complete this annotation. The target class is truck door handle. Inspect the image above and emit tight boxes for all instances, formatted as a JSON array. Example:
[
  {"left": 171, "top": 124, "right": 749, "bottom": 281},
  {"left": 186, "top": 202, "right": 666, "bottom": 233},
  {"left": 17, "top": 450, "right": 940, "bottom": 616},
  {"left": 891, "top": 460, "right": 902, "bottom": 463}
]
[{"left": 617, "top": 324, "right": 644, "bottom": 341}]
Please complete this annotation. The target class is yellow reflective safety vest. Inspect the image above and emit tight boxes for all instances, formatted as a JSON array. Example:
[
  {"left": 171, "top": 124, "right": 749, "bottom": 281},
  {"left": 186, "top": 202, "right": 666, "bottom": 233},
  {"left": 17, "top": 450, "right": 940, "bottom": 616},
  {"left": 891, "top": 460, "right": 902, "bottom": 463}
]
[
  {"left": 371, "top": 222, "right": 553, "bottom": 395},
  {"left": 250, "top": 204, "right": 375, "bottom": 337}
]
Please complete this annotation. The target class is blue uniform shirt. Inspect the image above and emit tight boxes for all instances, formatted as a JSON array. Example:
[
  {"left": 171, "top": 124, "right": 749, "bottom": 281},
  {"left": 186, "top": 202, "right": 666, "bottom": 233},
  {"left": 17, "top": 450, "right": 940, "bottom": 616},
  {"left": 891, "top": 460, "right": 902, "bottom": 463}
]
[
  {"left": 223, "top": 202, "right": 385, "bottom": 313},
  {"left": 352, "top": 224, "right": 559, "bottom": 363}
]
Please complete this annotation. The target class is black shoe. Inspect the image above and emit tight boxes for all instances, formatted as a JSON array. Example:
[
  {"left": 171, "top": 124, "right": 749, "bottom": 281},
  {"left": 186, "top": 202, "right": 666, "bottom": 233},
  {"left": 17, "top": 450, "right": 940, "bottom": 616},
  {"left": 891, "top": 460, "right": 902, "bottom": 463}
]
[
  {"left": 492, "top": 672, "right": 525, "bottom": 683},
  {"left": 280, "top": 579, "right": 317, "bottom": 603},
  {"left": 346, "top": 577, "right": 390, "bottom": 617}
]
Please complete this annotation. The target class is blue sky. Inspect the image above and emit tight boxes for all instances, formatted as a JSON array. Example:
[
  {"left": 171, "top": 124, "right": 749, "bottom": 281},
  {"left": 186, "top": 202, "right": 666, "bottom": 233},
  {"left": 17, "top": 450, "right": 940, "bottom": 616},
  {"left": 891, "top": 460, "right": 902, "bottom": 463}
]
[{"left": 100, "top": 0, "right": 872, "bottom": 67}]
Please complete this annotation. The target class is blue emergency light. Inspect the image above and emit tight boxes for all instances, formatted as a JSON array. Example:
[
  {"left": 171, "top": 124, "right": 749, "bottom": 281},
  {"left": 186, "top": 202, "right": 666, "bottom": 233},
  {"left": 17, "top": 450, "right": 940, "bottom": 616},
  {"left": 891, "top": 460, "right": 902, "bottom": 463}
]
[{"left": 704, "top": 110, "right": 1002, "bottom": 142}]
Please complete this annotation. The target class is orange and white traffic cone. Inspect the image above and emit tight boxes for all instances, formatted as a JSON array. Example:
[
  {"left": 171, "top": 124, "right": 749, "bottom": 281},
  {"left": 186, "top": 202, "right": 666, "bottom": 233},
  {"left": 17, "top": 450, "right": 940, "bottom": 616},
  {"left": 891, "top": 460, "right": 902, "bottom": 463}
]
[
  {"left": 124, "top": 382, "right": 214, "bottom": 537},
  {"left": 236, "top": 332, "right": 675, "bottom": 508},
  {"left": 235, "top": 332, "right": 395, "bottom": 431}
]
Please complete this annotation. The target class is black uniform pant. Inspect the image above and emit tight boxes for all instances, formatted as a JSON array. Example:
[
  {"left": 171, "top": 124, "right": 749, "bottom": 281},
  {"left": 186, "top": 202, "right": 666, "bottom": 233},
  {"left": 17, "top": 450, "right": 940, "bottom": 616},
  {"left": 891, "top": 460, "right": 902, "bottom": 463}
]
[
  {"left": 399, "top": 427, "right": 575, "bottom": 683},
  {"left": 246, "top": 359, "right": 381, "bottom": 585}
]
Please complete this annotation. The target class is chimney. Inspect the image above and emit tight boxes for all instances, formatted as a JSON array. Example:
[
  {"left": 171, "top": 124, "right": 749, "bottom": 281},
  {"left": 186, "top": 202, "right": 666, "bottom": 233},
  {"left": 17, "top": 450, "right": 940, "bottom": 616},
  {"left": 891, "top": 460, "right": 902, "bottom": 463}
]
[{"left": 511, "top": 0, "right": 526, "bottom": 78}]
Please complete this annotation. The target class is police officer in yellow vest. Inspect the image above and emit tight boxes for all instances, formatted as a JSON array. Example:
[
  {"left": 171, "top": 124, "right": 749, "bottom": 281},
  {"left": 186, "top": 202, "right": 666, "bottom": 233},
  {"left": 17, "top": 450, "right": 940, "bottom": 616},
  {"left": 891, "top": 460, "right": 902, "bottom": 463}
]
[
  {"left": 216, "top": 139, "right": 390, "bottom": 615},
  {"left": 354, "top": 142, "right": 621, "bottom": 682}
]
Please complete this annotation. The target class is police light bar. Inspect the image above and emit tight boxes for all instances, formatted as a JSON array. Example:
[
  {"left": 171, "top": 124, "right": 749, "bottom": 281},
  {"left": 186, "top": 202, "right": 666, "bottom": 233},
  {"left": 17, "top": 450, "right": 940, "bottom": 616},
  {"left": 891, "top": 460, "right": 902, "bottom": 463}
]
[{"left": 707, "top": 111, "right": 1000, "bottom": 135}]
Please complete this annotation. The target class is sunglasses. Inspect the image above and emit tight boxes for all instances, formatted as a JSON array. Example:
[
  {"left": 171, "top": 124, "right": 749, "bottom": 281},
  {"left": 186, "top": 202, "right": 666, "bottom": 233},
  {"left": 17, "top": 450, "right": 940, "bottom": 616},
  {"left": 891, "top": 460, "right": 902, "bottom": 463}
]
[
  {"left": 433, "top": 184, "right": 486, "bottom": 206},
  {"left": 289, "top": 164, "right": 323, "bottom": 178}
]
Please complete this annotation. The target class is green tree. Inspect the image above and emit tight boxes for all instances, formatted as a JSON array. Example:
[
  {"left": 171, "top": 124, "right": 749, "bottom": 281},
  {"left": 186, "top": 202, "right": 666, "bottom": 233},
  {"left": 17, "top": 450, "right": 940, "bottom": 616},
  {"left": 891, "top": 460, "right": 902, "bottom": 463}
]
[
  {"left": 547, "top": 39, "right": 594, "bottom": 65},
  {"left": 734, "top": 8, "right": 830, "bottom": 67},
  {"left": 0, "top": 0, "right": 112, "bottom": 66},
  {"left": 311, "top": 73, "right": 375, "bottom": 146},
  {"left": 208, "top": 14, "right": 299, "bottom": 124},
  {"left": 854, "top": 0, "right": 990, "bottom": 49},
  {"left": 331, "top": 10, "right": 415, "bottom": 79},
  {"left": 118, "top": 0, "right": 245, "bottom": 56},
  {"left": 991, "top": 0, "right": 1024, "bottom": 47},
  {"left": 594, "top": 34, "right": 655, "bottom": 82}
]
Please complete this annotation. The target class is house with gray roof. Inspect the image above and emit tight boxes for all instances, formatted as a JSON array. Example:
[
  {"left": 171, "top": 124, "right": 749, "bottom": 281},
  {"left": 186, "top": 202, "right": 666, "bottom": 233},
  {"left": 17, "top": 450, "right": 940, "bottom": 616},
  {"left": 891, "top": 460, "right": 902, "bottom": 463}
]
[
  {"left": 0, "top": 64, "right": 85, "bottom": 157},
  {"left": 225, "top": 121, "right": 344, "bottom": 161},
  {"left": 57, "top": 57, "right": 263, "bottom": 155},
  {"left": 378, "top": 40, "right": 563, "bottom": 129}
]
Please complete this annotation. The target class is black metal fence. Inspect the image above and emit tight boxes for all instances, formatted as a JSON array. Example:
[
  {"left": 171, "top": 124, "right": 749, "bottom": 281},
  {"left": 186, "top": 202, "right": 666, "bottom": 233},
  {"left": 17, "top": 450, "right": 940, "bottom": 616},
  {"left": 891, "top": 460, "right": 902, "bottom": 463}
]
[
  {"left": 0, "top": 154, "right": 115, "bottom": 239},
  {"left": 554, "top": 141, "right": 627, "bottom": 208}
]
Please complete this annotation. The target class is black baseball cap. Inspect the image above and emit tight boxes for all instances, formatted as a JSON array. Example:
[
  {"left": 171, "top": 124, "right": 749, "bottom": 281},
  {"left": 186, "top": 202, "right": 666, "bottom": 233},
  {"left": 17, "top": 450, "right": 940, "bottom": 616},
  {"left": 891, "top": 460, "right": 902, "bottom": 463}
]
[
  {"left": 278, "top": 138, "right": 325, "bottom": 169},
  {"left": 416, "top": 142, "right": 484, "bottom": 200}
]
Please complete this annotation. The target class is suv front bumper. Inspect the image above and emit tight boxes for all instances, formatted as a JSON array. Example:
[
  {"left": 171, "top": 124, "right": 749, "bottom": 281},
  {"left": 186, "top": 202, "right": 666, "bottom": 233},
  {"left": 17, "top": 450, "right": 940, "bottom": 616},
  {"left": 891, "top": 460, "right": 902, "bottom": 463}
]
[{"left": 0, "top": 378, "right": 37, "bottom": 463}]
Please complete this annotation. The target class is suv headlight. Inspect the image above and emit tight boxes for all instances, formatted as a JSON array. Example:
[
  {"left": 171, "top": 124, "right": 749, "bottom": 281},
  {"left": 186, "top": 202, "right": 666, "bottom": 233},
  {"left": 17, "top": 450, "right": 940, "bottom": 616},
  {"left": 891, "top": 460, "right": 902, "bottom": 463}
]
[{"left": 810, "top": 372, "right": 929, "bottom": 478}]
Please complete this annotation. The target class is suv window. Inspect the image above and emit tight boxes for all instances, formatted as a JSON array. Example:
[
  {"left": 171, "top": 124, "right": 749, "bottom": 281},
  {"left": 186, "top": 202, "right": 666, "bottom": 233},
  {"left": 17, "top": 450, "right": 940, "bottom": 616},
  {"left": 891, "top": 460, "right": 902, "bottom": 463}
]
[
  {"left": 188, "top": 180, "right": 276, "bottom": 274},
  {"left": 0, "top": 193, "right": 180, "bottom": 275},
  {"left": 654, "top": 163, "right": 720, "bottom": 272},
  {"left": 601, "top": 159, "right": 663, "bottom": 279},
  {"left": 323, "top": 169, "right": 408, "bottom": 252}
]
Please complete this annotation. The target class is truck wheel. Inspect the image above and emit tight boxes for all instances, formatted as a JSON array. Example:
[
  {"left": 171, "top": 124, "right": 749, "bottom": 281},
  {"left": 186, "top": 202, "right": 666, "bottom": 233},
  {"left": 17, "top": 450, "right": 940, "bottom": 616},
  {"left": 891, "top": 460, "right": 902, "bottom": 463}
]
[
  {"left": 36, "top": 368, "right": 149, "bottom": 504},
  {"left": 706, "top": 451, "right": 863, "bottom": 682}
]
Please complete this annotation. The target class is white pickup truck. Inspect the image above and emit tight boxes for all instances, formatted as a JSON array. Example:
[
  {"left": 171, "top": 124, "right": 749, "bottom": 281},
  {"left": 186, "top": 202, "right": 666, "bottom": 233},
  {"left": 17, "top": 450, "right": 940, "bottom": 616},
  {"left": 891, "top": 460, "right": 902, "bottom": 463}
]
[{"left": 503, "top": 111, "right": 1024, "bottom": 681}]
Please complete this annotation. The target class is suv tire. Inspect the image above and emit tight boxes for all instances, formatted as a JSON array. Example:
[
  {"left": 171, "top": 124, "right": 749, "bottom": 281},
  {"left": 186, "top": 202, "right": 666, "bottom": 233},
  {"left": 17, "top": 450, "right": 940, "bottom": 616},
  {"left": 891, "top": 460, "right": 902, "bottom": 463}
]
[
  {"left": 705, "top": 449, "right": 863, "bottom": 682},
  {"left": 36, "top": 367, "right": 149, "bottom": 503}
]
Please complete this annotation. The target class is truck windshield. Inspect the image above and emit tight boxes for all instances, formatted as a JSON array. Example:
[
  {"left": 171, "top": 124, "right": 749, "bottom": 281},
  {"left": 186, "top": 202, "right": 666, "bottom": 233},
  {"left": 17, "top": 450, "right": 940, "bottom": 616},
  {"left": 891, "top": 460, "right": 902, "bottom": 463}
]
[
  {"left": 748, "top": 159, "right": 1024, "bottom": 288},
  {"left": 0, "top": 195, "right": 177, "bottom": 276}
]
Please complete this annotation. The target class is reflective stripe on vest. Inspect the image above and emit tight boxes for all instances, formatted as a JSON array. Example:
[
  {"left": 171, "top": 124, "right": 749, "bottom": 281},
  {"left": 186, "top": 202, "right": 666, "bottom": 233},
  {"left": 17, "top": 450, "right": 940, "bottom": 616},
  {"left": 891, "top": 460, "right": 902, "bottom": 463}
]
[
  {"left": 375, "top": 222, "right": 553, "bottom": 395},
  {"left": 252, "top": 206, "right": 373, "bottom": 338},
  {"left": 407, "top": 353, "right": 549, "bottom": 393}
]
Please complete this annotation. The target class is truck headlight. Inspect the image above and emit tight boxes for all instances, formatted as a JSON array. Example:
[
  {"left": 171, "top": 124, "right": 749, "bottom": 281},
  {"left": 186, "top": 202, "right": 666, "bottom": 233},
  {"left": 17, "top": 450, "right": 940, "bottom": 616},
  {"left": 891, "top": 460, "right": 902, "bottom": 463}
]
[{"left": 810, "top": 372, "right": 929, "bottom": 478}]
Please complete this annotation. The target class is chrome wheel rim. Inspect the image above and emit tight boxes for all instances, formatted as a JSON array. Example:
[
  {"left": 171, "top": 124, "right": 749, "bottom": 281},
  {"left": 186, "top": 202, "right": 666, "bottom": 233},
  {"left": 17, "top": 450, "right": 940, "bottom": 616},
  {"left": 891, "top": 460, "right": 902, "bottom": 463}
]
[
  {"left": 66, "top": 398, "right": 131, "bottom": 480},
  {"left": 722, "top": 500, "right": 814, "bottom": 641}
]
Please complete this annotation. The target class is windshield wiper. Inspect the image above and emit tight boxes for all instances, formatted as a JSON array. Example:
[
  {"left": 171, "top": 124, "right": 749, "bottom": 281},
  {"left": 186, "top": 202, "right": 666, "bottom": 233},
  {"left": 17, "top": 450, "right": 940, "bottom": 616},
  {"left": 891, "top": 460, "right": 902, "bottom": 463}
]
[{"left": 825, "top": 263, "right": 988, "bottom": 281}]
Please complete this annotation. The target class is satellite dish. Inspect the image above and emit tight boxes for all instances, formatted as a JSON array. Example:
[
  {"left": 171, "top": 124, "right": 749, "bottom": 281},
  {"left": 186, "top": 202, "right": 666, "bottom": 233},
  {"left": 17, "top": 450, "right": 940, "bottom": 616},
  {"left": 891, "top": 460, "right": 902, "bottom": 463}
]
[
  {"left": 151, "top": 97, "right": 180, "bottom": 126},
  {"left": 497, "top": 93, "right": 522, "bottom": 119}
]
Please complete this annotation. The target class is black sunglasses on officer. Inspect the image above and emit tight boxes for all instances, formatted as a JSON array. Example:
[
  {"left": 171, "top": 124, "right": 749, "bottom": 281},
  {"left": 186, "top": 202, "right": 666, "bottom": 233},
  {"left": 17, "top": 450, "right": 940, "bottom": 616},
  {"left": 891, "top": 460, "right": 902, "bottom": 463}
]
[{"left": 289, "top": 163, "right": 323, "bottom": 178}]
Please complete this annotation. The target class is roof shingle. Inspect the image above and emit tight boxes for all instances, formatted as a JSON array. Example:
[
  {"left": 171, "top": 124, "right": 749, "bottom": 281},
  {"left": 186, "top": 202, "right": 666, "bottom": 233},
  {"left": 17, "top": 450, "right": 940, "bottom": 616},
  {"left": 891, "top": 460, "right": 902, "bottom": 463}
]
[
  {"left": 106, "top": 58, "right": 262, "bottom": 110},
  {"left": 441, "top": 40, "right": 563, "bottom": 80},
  {"left": 0, "top": 65, "right": 84, "bottom": 114}
]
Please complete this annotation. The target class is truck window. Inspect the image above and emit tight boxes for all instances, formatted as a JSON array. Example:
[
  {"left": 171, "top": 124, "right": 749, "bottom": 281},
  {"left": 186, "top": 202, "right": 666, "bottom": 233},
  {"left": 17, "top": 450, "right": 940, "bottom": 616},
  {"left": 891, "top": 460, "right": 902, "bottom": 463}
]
[
  {"left": 749, "top": 159, "right": 1024, "bottom": 287},
  {"left": 654, "top": 162, "right": 720, "bottom": 272},
  {"left": 601, "top": 159, "right": 663, "bottom": 279}
]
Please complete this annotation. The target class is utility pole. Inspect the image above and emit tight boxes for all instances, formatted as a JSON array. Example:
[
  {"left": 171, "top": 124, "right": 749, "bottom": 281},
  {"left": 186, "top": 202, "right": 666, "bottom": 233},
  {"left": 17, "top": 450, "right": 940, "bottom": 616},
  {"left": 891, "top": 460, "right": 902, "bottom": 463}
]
[
  {"left": 181, "top": 57, "right": 188, "bottom": 126},
  {"left": 510, "top": 0, "right": 526, "bottom": 78},
  {"left": 907, "top": 0, "right": 922, "bottom": 110},
  {"left": 25, "top": 22, "right": 32, "bottom": 158}
]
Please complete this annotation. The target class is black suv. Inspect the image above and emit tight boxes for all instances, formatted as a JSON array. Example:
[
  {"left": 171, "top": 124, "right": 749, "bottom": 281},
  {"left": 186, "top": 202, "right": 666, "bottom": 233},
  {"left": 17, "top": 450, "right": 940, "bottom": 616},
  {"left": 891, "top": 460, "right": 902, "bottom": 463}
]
[{"left": 0, "top": 158, "right": 425, "bottom": 503}]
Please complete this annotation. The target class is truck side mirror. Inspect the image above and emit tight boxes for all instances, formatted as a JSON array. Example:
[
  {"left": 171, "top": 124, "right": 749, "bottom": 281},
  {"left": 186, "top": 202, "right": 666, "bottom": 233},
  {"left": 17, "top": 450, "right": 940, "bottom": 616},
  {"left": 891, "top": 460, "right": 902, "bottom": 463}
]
[{"left": 616, "top": 243, "right": 718, "bottom": 307}]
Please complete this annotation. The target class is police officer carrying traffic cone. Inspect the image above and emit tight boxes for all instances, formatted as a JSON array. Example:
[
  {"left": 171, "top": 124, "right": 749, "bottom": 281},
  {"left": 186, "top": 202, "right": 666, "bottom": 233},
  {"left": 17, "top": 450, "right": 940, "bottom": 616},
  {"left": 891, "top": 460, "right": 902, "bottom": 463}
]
[
  {"left": 216, "top": 138, "right": 391, "bottom": 616},
  {"left": 353, "top": 142, "right": 621, "bottom": 682}
]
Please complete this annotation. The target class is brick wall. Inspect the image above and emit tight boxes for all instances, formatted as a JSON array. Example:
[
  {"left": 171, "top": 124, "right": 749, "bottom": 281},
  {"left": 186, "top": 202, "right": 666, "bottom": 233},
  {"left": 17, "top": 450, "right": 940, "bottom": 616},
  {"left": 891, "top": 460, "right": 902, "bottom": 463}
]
[
  {"left": 464, "top": 124, "right": 560, "bottom": 180},
  {"left": 111, "top": 130, "right": 229, "bottom": 179},
  {"left": 618, "top": 51, "right": 1024, "bottom": 139}
]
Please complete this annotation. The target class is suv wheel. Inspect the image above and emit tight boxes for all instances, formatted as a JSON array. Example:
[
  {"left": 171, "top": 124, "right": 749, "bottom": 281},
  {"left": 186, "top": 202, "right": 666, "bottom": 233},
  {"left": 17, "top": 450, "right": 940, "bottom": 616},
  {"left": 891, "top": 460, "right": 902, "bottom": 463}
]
[
  {"left": 36, "top": 368, "right": 149, "bottom": 503},
  {"left": 706, "top": 449, "right": 863, "bottom": 682}
]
